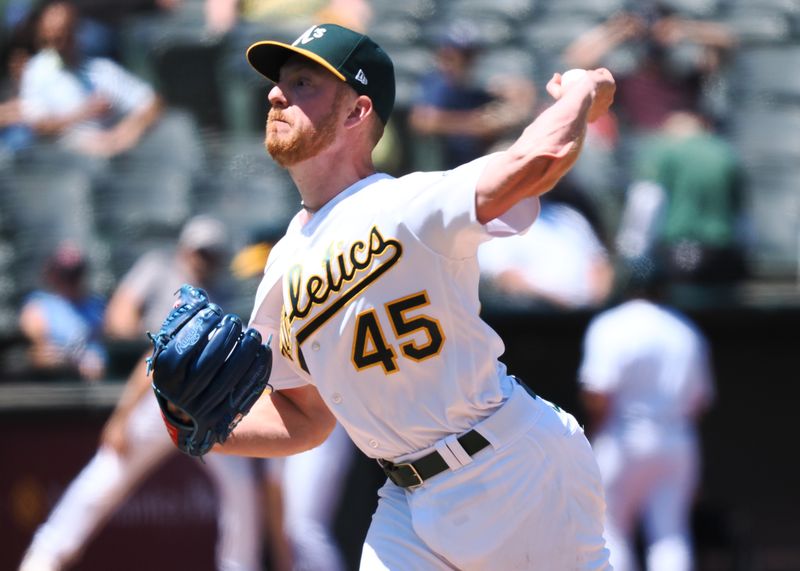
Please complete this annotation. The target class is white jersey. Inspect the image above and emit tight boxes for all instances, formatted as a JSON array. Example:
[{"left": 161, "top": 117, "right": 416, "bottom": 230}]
[
  {"left": 249, "top": 156, "right": 540, "bottom": 459},
  {"left": 20, "top": 49, "right": 156, "bottom": 147},
  {"left": 579, "top": 299, "right": 715, "bottom": 445},
  {"left": 478, "top": 201, "right": 609, "bottom": 307}
]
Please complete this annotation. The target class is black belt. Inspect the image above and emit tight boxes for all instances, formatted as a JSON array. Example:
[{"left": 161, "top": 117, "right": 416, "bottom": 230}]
[{"left": 378, "top": 429, "right": 490, "bottom": 489}]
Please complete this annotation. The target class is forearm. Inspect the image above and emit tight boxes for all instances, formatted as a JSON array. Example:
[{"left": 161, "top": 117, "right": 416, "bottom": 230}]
[
  {"left": 109, "top": 354, "right": 153, "bottom": 420},
  {"left": 110, "top": 97, "right": 163, "bottom": 147},
  {"left": 218, "top": 386, "right": 336, "bottom": 457},
  {"left": 30, "top": 111, "right": 85, "bottom": 136},
  {"left": 475, "top": 83, "right": 592, "bottom": 223},
  {"left": 563, "top": 23, "right": 628, "bottom": 69},
  {"left": 104, "top": 289, "right": 145, "bottom": 339},
  {"left": 672, "top": 19, "right": 737, "bottom": 50},
  {"left": 205, "top": 0, "right": 239, "bottom": 34}
]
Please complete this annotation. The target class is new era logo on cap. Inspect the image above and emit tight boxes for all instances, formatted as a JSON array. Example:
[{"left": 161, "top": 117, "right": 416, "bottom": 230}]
[{"left": 246, "top": 23, "right": 395, "bottom": 124}]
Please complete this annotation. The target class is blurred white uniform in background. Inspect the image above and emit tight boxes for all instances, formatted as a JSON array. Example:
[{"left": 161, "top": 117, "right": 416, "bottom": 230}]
[
  {"left": 478, "top": 201, "right": 613, "bottom": 309},
  {"left": 579, "top": 298, "right": 716, "bottom": 571}
]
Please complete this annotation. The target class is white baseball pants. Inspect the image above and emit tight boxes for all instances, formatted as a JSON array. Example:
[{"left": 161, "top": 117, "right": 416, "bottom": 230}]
[{"left": 360, "top": 382, "right": 611, "bottom": 570}]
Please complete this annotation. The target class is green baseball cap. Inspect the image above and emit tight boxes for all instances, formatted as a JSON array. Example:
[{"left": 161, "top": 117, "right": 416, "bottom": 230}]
[{"left": 247, "top": 24, "right": 396, "bottom": 125}]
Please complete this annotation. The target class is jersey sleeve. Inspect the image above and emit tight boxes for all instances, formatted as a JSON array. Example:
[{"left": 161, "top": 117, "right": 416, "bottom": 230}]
[
  {"left": 247, "top": 248, "right": 308, "bottom": 392},
  {"left": 19, "top": 52, "right": 59, "bottom": 122},
  {"left": 88, "top": 59, "right": 156, "bottom": 114},
  {"left": 476, "top": 234, "right": 522, "bottom": 277},
  {"left": 248, "top": 317, "right": 308, "bottom": 391},
  {"left": 404, "top": 154, "right": 540, "bottom": 260},
  {"left": 685, "top": 332, "right": 716, "bottom": 416},
  {"left": 117, "top": 251, "right": 164, "bottom": 304}
]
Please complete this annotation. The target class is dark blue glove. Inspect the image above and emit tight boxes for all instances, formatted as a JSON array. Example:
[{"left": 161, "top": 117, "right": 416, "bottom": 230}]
[{"left": 147, "top": 284, "right": 272, "bottom": 457}]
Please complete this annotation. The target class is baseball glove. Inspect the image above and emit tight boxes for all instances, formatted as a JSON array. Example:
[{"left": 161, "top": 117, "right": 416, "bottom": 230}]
[{"left": 146, "top": 284, "right": 272, "bottom": 457}]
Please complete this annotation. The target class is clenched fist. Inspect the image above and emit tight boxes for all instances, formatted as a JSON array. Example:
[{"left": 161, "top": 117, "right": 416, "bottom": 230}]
[{"left": 546, "top": 67, "right": 616, "bottom": 123}]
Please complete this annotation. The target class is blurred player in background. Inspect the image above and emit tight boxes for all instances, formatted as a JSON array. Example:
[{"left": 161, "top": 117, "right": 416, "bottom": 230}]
[
  {"left": 578, "top": 260, "right": 716, "bottom": 571},
  {"left": 478, "top": 180, "right": 614, "bottom": 310},
  {"left": 19, "top": 216, "right": 263, "bottom": 571},
  {"left": 232, "top": 229, "right": 358, "bottom": 571}
]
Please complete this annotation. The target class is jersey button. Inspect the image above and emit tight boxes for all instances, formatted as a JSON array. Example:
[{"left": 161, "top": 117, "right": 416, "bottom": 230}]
[
  {"left": 368, "top": 439, "right": 379, "bottom": 449},
  {"left": 331, "top": 393, "right": 342, "bottom": 404},
  {"left": 311, "top": 341, "right": 320, "bottom": 351}
]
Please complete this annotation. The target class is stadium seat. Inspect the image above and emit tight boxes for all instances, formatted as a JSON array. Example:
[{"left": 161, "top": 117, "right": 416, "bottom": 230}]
[
  {"left": 744, "top": 171, "right": 800, "bottom": 279},
  {"left": 149, "top": 39, "right": 227, "bottom": 131},
  {"left": 731, "top": 45, "right": 800, "bottom": 102},
  {"left": 730, "top": 105, "right": 800, "bottom": 171},
  {"left": 538, "top": 0, "right": 624, "bottom": 18},
  {"left": 472, "top": 46, "right": 538, "bottom": 87},
  {"left": 193, "top": 134, "right": 296, "bottom": 249},
  {"left": 721, "top": 9, "right": 792, "bottom": 45},
  {"left": 0, "top": 165, "right": 102, "bottom": 302}
]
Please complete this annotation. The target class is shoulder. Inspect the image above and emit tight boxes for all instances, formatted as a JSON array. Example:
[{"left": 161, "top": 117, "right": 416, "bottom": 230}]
[
  {"left": 86, "top": 58, "right": 153, "bottom": 92},
  {"left": 22, "top": 290, "right": 52, "bottom": 307},
  {"left": 138, "top": 247, "right": 173, "bottom": 266},
  {"left": 123, "top": 248, "right": 174, "bottom": 280},
  {"left": 664, "top": 306, "right": 705, "bottom": 335},
  {"left": 589, "top": 300, "right": 641, "bottom": 329},
  {"left": 85, "top": 57, "right": 126, "bottom": 74},
  {"left": 351, "top": 171, "right": 444, "bottom": 209},
  {"left": 389, "top": 169, "right": 446, "bottom": 189},
  {"left": 82, "top": 294, "right": 107, "bottom": 311},
  {"left": 414, "top": 72, "right": 449, "bottom": 100},
  {"left": 22, "top": 50, "right": 63, "bottom": 82},
  {"left": 400, "top": 155, "right": 493, "bottom": 188},
  {"left": 545, "top": 203, "right": 594, "bottom": 233}
]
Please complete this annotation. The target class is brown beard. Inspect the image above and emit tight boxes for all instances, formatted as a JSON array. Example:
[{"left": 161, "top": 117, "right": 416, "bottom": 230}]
[{"left": 265, "top": 89, "right": 344, "bottom": 167}]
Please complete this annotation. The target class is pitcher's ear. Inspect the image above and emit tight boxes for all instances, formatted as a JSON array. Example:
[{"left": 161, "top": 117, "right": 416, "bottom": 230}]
[{"left": 345, "top": 95, "right": 373, "bottom": 126}]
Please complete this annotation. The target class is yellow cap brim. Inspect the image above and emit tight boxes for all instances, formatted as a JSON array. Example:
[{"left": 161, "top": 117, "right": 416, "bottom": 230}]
[{"left": 246, "top": 41, "right": 346, "bottom": 83}]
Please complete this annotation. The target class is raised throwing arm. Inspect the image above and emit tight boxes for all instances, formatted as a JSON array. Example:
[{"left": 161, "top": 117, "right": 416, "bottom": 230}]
[{"left": 475, "top": 68, "right": 615, "bottom": 224}]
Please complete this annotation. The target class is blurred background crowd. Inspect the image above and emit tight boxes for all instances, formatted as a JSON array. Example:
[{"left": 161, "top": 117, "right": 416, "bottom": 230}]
[{"left": 1, "top": 0, "right": 799, "bottom": 570}]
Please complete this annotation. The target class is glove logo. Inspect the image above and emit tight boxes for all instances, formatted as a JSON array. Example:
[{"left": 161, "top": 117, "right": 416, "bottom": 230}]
[
  {"left": 175, "top": 315, "right": 206, "bottom": 355},
  {"left": 148, "top": 284, "right": 273, "bottom": 458}
]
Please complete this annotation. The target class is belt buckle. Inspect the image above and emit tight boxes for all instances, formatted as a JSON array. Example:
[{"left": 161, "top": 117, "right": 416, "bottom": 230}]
[
  {"left": 378, "top": 459, "right": 424, "bottom": 489},
  {"left": 395, "top": 462, "right": 424, "bottom": 489}
]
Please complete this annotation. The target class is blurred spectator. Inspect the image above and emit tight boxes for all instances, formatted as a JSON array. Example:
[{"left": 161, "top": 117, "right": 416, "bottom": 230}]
[
  {"left": 105, "top": 214, "right": 234, "bottom": 339},
  {"left": 18, "top": 215, "right": 264, "bottom": 571},
  {"left": 205, "top": 0, "right": 371, "bottom": 36},
  {"left": 232, "top": 227, "right": 357, "bottom": 571},
  {"left": 563, "top": 1, "right": 737, "bottom": 136},
  {"left": 0, "top": 9, "right": 36, "bottom": 160},
  {"left": 2, "top": 0, "right": 175, "bottom": 60},
  {"left": 478, "top": 181, "right": 615, "bottom": 310},
  {"left": 71, "top": 0, "right": 183, "bottom": 60},
  {"left": 408, "top": 22, "right": 536, "bottom": 170},
  {"left": 265, "top": 420, "right": 355, "bottom": 571},
  {"left": 17, "top": 241, "right": 107, "bottom": 382},
  {"left": 578, "top": 260, "right": 716, "bottom": 570},
  {"left": 18, "top": 0, "right": 164, "bottom": 159},
  {"left": 615, "top": 110, "right": 748, "bottom": 285}
]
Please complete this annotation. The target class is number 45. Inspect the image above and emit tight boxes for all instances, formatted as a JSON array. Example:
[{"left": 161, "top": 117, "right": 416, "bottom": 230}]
[{"left": 351, "top": 291, "right": 445, "bottom": 374}]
